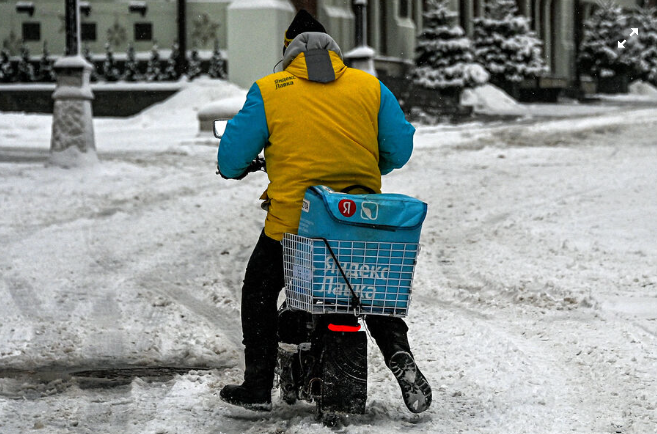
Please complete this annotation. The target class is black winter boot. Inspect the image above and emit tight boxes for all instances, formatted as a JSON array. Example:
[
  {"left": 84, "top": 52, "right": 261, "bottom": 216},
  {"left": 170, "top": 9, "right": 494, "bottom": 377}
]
[
  {"left": 219, "top": 383, "right": 272, "bottom": 412},
  {"left": 388, "top": 351, "right": 432, "bottom": 413},
  {"left": 220, "top": 348, "right": 276, "bottom": 412},
  {"left": 365, "top": 316, "right": 432, "bottom": 413}
]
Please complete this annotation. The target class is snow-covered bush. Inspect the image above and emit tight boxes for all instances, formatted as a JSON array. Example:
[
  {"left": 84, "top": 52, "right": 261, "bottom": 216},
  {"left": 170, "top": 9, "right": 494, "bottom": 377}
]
[
  {"left": 208, "top": 39, "right": 227, "bottom": 80},
  {"left": 15, "top": 45, "right": 36, "bottom": 82},
  {"left": 122, "top": 44, "right": 141, "bottom": 82},
  {"left": 578, "top": 1, "right": 633, "bottom": 78},
  {"left": 186, "top": 49, "right": 202, "bottom": 81},
  {"left": 103, "top": 42, "right": 120, "bottom": 82},
  {"left": 630, "top": 7, "right": 657, "bottom": 84},
  {"left": 473, "top": 0, "right": 546, "bottom": 83},
  {"left": 83, "top": 44, "right": 98, "bottom": 82},
  {"left": 413, "top": 0, "right": 488, "bottom": 90},
  {"left": 145, "top": 44, "right": 164, "bottom": 82},
  {"left": 0, "top": 49, "right": 13, "bottom": 82},
  {"left": 163, "top": 43, "right": 180, "bottom": 81},
  {"left": 37, "top": 42, "right": 56, "bottom": 82}
]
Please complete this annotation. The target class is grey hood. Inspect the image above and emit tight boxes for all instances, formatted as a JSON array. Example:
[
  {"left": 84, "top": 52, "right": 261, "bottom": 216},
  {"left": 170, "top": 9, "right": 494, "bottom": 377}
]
[{"left": 282, "top": 32, "right": 344, "bottom": 70}]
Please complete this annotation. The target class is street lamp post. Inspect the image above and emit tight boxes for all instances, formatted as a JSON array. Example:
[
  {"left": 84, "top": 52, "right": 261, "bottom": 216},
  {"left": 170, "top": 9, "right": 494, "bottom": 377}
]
[
  {"left": 573, "top": 0, "right": 583, "bottom": 98},
  {"left": 49, "top": 0, "right": 97, "bottom": 167},
  {"left": 64, "top": 0, "right": 80, "bottom": 56},
  {"left": 354, "top": 0, "right": 367, "bottom": 47},
  {"left": 177, "top": 0, "right": 187, "bottom": 77}
]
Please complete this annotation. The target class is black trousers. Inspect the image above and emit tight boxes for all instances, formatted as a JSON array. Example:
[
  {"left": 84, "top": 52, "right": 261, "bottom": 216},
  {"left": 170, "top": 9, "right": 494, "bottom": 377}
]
[{"left": 240, "top": 231, "right": 412, "bottom": 387}]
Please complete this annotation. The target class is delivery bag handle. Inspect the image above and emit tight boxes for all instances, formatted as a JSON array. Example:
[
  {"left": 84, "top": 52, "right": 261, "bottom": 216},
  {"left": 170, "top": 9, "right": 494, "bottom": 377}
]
[{"left": 341, "top": 185, "right": 376, "bottom": 195}]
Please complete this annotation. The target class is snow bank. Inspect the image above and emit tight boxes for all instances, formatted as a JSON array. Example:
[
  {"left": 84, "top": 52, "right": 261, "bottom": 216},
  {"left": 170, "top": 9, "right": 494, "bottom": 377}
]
[
  {"left": 91, "top": 78, "right": 247, "bottom": 151},
  {"left": 629, "top": 80, "right": 657, "bottom": 99},
  {"left": 136, "top": 77, "right": 247, "bottom": 125},
  {"left": 460, "top": 84, "right": 521, "bottom": 114},
  {"left": 0, "top": 79, "right": 247, "bottom": 154}
]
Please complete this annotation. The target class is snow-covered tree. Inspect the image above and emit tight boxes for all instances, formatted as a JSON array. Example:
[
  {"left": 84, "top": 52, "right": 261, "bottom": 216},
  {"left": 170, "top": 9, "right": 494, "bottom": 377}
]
[
  {"left": 630, "top": 7, "right": 657, "bottom": 84},
  {"left": 413, "top": 0, "right": 488, "bottom": 90},
  {"left": 186, "top": 49, "right": 202, "bottom": 81},
  {"left": 145, "top": 44, "right": 164, "bottom": 81},
  {"left": 473, "top": 0, "right": 546, "bottom": 84},
  {"left": 0, "top": 49, "right": 14, "bottom": 82},
  {"left": 578, "top": 1, "right": 632, "bottom": 78},
  {"left": 103, "top": 42, "right": 120, "bottom": 82},
  {"left": 163, "top": 42, "right": 180, "bottom": 81},
  {"left": 208, "top": 39, "right": 227, "bottom": 79},
  {"left": 37, "top": 42, "right": 56, "bottom": 82},
  {"left": 122, "top": 44, "right": 141, "bottom": 82},
  {"left": 15, "top": 45, "right": 36, "bottom": 82},
  {"left": 83, "top": 44, "right": 99, "bottom": 82}
]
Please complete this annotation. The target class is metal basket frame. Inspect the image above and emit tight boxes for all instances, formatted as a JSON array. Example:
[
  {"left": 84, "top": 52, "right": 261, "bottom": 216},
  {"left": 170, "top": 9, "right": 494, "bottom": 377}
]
[{"left": 282, "top": 233, "right": 419, "bottom": 317}]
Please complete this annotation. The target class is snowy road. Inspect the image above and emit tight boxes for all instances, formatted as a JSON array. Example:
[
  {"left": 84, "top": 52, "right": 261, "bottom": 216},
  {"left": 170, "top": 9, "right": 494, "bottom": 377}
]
[{"left": 1, "top": 83, "right": 656, "bottom": 433}]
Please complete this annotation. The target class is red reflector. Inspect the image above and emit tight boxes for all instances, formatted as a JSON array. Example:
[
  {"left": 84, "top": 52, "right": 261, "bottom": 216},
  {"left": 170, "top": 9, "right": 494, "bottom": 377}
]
[{"left": 328, "top": 324, "right": 361, "bottom": 332}]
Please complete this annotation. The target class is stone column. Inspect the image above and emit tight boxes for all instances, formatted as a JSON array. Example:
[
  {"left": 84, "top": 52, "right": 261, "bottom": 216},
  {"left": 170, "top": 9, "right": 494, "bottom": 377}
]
[
  {"left": 49, "top": 0, "right": 97, "bottom": 167},
  {"left": 50, "top": 56, "right": 97, "bottom": 167}
]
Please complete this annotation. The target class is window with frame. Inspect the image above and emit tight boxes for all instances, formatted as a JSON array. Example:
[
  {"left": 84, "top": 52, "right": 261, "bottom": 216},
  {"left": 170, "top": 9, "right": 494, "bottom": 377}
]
[
  {"left": 22, "top": 22, "right": 41, "bottom": 41},
  {"left": 134, "top": 22, "right": 153, "bottom": 41},
  {"left": 81, "top": 22, "right": 97, "bottom": 41}
]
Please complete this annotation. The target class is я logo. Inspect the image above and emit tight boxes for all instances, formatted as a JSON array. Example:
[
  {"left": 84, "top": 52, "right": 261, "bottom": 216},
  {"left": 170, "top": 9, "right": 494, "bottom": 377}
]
[{"left": 338, "top": 199, "right": 356, "bottom": 217}]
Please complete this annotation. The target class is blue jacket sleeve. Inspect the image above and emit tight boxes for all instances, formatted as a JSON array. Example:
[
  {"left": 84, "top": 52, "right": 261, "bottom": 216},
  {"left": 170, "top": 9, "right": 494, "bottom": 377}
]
[
  {"left": 217, "top": 83, "right": 270, "bottom": 178},
  {"left": 377, "top": 81, "right": 415, "bottom": 175}
]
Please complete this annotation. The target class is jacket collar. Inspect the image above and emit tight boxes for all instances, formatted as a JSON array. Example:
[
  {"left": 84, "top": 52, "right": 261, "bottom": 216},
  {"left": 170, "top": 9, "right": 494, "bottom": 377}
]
[{"left": 283, "top": 32, "right": 346, "bottom": 83}]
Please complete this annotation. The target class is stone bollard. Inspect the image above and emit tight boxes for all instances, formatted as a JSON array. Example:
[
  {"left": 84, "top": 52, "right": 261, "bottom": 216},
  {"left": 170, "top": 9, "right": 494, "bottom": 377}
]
[
  {"left": 197, "top": 97, "right": 246, "bottom": 135},
  {"left": 49, "top": 55, "right": 97, "bottom": 167}
]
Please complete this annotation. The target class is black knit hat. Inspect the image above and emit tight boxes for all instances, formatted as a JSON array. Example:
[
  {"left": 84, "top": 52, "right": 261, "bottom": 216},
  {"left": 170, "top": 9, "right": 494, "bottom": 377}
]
[{"left": 284, "top": 9, "right": 327, "bottom": 48}]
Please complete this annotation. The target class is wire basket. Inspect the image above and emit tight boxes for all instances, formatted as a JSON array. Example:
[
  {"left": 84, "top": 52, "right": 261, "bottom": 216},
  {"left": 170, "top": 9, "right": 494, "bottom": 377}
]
[{"left": 282, "top": 233, "right": 420, "bottom": 317}]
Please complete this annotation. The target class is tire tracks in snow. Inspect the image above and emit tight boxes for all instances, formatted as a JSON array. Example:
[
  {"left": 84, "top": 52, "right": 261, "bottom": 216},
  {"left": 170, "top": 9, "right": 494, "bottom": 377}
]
[
  {"left": 411, "top": 291, "right": 657, "bottom": 432},
  {"left": 1, "top": 174, "right": 253, "bottom": 372}
]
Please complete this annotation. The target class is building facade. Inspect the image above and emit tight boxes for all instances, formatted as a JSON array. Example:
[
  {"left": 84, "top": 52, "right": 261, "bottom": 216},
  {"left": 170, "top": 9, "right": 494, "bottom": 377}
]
[
  {"left": 1, "top": 0, "right": 233, "bottom": 57},
  {"left": 0, "top": 0, "right": 647, "bottom": 89}
]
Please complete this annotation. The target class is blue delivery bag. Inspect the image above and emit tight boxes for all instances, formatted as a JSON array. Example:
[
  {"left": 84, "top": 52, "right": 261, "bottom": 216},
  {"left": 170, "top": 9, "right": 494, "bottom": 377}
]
[
  {"left": 287, "top": 186, "right": 427, "bottom": 316},
  {"left": 298, "top": 186, "right": 427, "bottom": 243}
]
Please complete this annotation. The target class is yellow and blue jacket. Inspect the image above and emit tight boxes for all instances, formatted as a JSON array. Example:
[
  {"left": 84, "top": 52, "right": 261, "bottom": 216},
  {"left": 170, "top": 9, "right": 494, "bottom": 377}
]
[{"left": 218, "top": 33, "right": 415, "bottom": 241}]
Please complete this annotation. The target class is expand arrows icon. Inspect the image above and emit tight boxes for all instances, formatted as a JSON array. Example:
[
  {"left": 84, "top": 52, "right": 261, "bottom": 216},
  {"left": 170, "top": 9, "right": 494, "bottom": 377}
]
[{"left": 618, "top": 28, "right": 639, "bottom": 49}]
